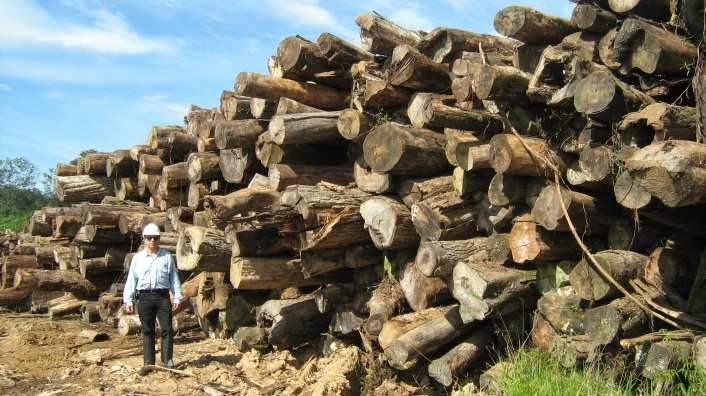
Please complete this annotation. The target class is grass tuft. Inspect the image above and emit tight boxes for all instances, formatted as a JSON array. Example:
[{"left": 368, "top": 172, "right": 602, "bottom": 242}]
[{"left": 0, "top": 210, "right": 32, "bottom": 232}]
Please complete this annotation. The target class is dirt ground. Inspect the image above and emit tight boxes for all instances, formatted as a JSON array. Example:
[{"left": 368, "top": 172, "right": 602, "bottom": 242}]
[{"left": 0, "top": 311, "right": 438, "bottom": 396}]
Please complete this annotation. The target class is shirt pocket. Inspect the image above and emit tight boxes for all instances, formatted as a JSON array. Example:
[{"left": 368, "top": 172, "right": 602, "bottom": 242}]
[{"left": 158, "top": 260, "right": 171, "bottom": 284}]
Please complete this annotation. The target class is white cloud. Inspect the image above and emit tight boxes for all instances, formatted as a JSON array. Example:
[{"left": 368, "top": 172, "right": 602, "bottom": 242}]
[
  {"left": 388, "top": 8, "right": 434, "bottom": 32},
  {"left": 0, "top": 0, "right": 178, "bottom": 55},
  {"left": 42, "top": 92, "right": 66, "bottom": 100},
  {"left": 0, "top": 84, "right": 12, "bottom": 92},
  {"left": 264, "top": 0, "right": 358, "bottom": 43},
  {"left": 358, "top": 1, "right": 435, "bottom": 32},
  {"left": 443, "top": 0, "right": 474, "bottom": 10}
]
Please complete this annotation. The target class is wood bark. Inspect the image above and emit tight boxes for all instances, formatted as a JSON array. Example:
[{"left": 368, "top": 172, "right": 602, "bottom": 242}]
[
  {"left": 411, "top": 191, "right": 480, "bottom": 242},
  {"left": 489, "top": 134, "right": 567, "bottom": 178},
  {"left": 176, "top": 226, "right": 231, "bottom": 272},
  {"left": 275, "top": 35, "right": 334, "bottom": 82},
  {"left": 268, "top": 111, "right": 343, "bottom": 145},
  {"left": 186, "top": 152, "right": 220, "bottom": 183},
  {"left": 55, "top": 175, "right": 114, "bottom": 203},
  {"left": 317, "top": 32, "right": 373, "bottom": 66},
  {"left": 494, "top": 6, "right": 577, "bottom": 44},
  {"left": 353, "top": 157, "right": 393, "bottom": 194},
  {"left": 569, "top": 249, "right": 649, "bottom": 301},
  {"left": 15, "top": 268, "right": 97, "bottom": 299},
  {"left": 428, "top": 324, "right": 493, "bottom": 387},
  {"left": 415, "top": 237, "right": 488, "bottom": 278},
  {"left": 235, "top": 72, "right": 349, "bottom": 111},
  {"left": 531, "top": 184, "right": 612, "bottom": 234},
  {"left": 363, "top": 122, "right": 449, "bottom": 175},
  {"left": 280, "top": 183, "right": 370, "bottom": 224},
  {"left": 360, "top": 196, "right": 420, "bottom": 250},
  {"left": 231, "top": 256, "right": 350, "bottom": 290},
  {"left": 399, "top": 261, "right": 452, "bottom": 312},
  {"left": 624, "top": 140, "right": 706, "bottom": 207},
  {"left": 203, "top": 188, "right": 280, "bottom": 219},
  {"left": 138, "top": 154, "right": 165, "bottom": 175},
  {"left": 249, "top": 98, "right": 277, "bottom": 119},
  {"left": 472, "top": 64, "right": 531, "bottom": 102},
  {"left": 397, "top": 175, "right": 455, "bottom": 208},
  {"left": 299, "top": 245, "right": 382, "bottom": 278},
  {"left": 407, "top": 93, "right": 505, "bottom": 132},
  {"left": 219, "top": 91, "right": 252, "bottom": 121},
  {"left": 256, "top": 295, "right": 329, "bottom": 349},
  {"left": 365, "top": 278, "right": 406, "bottom": 337},
  {"left": 387, "top": 45, "right": 451, "bottom": 92},
  {"left": 574, "top": 70, "right": 655, "bottom": 122},
  {"left": 618, "top": 103, "right": 698, "bottom": 147},
  {"left": 106, "top": 149, "right": 137, "bottom": 178},
  {"left": 275, "top": 97, "right": 323, "bottom": 116},
  {"left": 417, "top": 27, "right": 518, "bottom": 64},
  {"left": 83, "top": 153, "right": 110, "bottom": 175},
  {"left": 1, "top": 255, "right": 39, "bottom": 288},
  {"left": 571, "top": 3, "right": 617, "bottom": 34},
  {"left": 219, "top": 147, "right": 257, "bottom": 184},
  {"left": 355, "top": 12, "right": 423, "bottom": 55},
  {"left": 351, "top": 70, "right": 414, "bottom": 110},
  {"left": 378, "top": 305, "right": 453, "bottom": 351},
  {"left": 214, "top": 119, "right": 266, "bottom": 150},
  {"left": 55, "top": 163, "right": 77, "bottom": 176},
  {"left": 508, "top": 213, "right": 582, "bottom": 264}
]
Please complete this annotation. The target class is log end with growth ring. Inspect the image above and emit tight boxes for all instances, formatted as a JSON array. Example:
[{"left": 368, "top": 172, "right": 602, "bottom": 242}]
[
  {"left": 573, "top": 70, "right": 616, "bottom": 117},
  {"left": 360, "top": 198, "right": 400, "bottom": 248},
  {"left": 362, "top": 124, "right": 404, "bottom": 173}
]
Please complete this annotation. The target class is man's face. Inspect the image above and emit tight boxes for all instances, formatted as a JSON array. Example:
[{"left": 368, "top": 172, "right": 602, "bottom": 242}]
[{"left": 145, "top": 235, "right": 160, "bottom": 251}]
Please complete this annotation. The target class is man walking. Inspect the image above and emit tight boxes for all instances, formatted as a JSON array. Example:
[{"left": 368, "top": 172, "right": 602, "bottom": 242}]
[{"left": 123, "top": 223, "right": 183, "bottom": 376}]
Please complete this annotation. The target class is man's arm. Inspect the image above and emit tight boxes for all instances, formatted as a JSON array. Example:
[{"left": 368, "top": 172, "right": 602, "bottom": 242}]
[
  {"left": 168, "top": 255, "right": 183, "bottom": 305},
  {"left": 123, "top": 255, "right": 138, "bottom": 307}
]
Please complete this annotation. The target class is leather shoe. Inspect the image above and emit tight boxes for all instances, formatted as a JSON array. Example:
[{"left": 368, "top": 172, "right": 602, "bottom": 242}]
[{"left": 137, "top": 366, "right": 152, "bottom": 376}]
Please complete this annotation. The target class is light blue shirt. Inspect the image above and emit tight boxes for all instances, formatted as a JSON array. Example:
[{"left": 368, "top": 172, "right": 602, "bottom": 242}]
[{"left": 123, "top": 248, "right": 183, "bottom": 306}]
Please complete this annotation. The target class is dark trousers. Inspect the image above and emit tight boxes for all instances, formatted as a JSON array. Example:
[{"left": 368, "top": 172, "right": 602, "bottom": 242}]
[{"left": 137, "top": 292, "right": 173, "bottom": 365}]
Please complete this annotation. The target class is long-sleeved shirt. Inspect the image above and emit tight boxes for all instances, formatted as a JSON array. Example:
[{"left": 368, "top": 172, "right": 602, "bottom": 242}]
[{"left": 123, "top": 248, "right": 183, "bottom": 306}]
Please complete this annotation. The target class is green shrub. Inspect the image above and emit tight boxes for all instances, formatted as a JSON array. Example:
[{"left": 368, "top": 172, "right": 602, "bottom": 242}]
[{"left": 0, "top": 210, "right": 32, "bottom": 232}]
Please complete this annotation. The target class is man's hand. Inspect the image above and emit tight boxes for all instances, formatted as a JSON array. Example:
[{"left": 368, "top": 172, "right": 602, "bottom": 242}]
[
  {"left": 172, "top": 302, "right": 180, "bottom": 312},
  {"left": 124, "top": 303, "right": 134, "bottom": 314}
]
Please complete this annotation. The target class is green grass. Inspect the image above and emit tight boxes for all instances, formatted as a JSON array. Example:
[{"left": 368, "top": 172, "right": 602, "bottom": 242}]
[
  {"left": 459, "top": 347, "right": 706, "bottom": 396},
  {"left": 0, "top": 210, "right": 32, "bottom": 232}
]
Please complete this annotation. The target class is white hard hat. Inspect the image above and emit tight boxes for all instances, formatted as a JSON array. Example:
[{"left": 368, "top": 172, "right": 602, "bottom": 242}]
[{"left": 142, "top": 223, "right": 161, "bottom": 237}]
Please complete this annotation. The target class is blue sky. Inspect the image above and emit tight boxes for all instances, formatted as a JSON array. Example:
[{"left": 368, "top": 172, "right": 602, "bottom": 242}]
[{"left": 0, "top": 0, "right": 572, "bottom": 173}]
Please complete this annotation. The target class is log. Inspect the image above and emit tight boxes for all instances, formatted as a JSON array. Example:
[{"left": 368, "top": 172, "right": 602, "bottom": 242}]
[
  {"left": 337, "top": 109, "right": 372, "bottom": 141},
  {"left": 353, "top": 157, "right": 393, "bottom": 194},
  {"left": 176, "top": 226, "right": 231, "bottom": 272},
  {"left": 299, "top": 245, "right": 382, "bottom": 278},
  {"left": 489, "top": 134, "right": 567, "bottom": 178},
  {"left": 268, "top": 111, "right": 343, "bottom": 145},
  {"left": 0, "top": 275, "right": 37, "bottom": 307},
  {"left": 235, "top": 72, "right": 349, "bottom": 110},
  {"left": 526, "top": 45, "right": 573, "bottom": 103},
  {"left": 14, "top": 269, "right": 97, "bottom": 298},
  {"left": 27, "top": 211, "right": 52, "bottom": 236},
  {"left": 231, "top": 256, "right": 351, "bottom": 290},
  {"left": 407, "top": 93, "right": 505, "bottom": 132},
  {"left": 608, "top": 0, "right": 672, "bottom": 21},
  {"left": 360, "top": 196, "right": 419, "bottom": 250},
  {"left": 417, "top": 27, "right": 518, "bottom": 64},
  {"left": 385, "top": 305, "right": 473, "bottom": 370},
  {"left": 365, "top": 278, "right": 406, "bottom": 337},
  {"left": 1, "top": 255, "right": 39, "bottom": 288},
  {"left": 635, "top": 341, "right": 692, "bottom": 379},
  {"left": 214, "top": 119, "right": 266, "bottom": 150},
  {"left": 570, "top": 3, "right": 617, "bottom": 34},
  {"left": 472, "top": 64, "right": 531, "bottom": 102},
  {"left": 197, "top": 137, "right": 218, "bottom": 153},
  {"left": 129, "top": 145, "right": 157, "bottom": 161},
  {"left": 452, "top": 260, "right": 537, "bottom": 322},
  {"left": 219, "top": 148, "right": 256, "bottom": 184},
  {"left": 249, "top": 98, "right": 277, "bottom": 119},
  {"left": 574, "top": 70, "right": 654, "bottom": 123},
  {"left": 160, "top": 162, "right": 190, "bottom": 190},
  {"left": 397, "top": 175, "right": 455, "bottom": 208},
  {"left": 428, "top": 324, "right": 493, "bottom": 387},
  {"left": 81, "top": 303, "right": 101, "bottom": 323},
  {"left": 614, "top": 170, "right": 652, "bottom": 209},
  {"left": 493, "top": 6, "right": 577, "bottom": 44},
  {"left": 687, "top": 248, "right": 706, "bottom": 318},
  {"left": 624, "top": 140, "right": 706, "bottom": 207},
  {"left": 114, "top": 178, "right": 139, "bottom": 201},
  {"left": 378, "top": 305, "right": 453, "bottom": 351},
  {"left": 513, "top": 43, "right": 546, "bottom": 74},
  {"left": 256, "top": 295, "right": 329, "bottom": 349},
  {"left": 415, "top": 238, "right": 489, "bottom": 278},
  {"left": 280, "top": 183, "right": 370, "bottom": 224},
  {"left": 531, "top": 184, "right": 612, "bottom": 234},
  {"left": 612, "top": 17, "right": 697, "bottom": 76},
  {"left": 275, "top": 35, "right": 333, "bottom": 81},
  {"left": 317, "top": 32, "right": 374, "bottom": 66},
  {"left": 486, "top": 232, "right": 511, "bottom": 264},
  {"left": 355, "top": 12, "right": 423, "bottom": 55},
  {"left": 203, "top": 188, "right": 280, "bottom": 220},
  {"left": 117, "top": 314, "right": 142, "bottom": 336},
  {"left": 55, "top": 163, "right": 77, "bottom": 176},
  {"left": 97, "top": 294, "right": 122, "bottom": 321},
  {"left": 76, "top": 225, "right": 128, "bottom": 244},
  {"left": 351, "top": 70, "right": 414, "bottom": 110},
  {"left": 618, "top": 103, "right": 697, "bottom": 146},
  {"left": 387, "top": 45, "right": 451, "bottom": 92},
  {"left": 187, "top": 182, "right": 208, "bottom": 210},
  {"left": 55, "top": 175, "right": 114, "bottom": 203},
  {"left": 79, "top": 257, "right": 121, "bottom": 277},
  {"left": 138, "top": 154, "right": 165, "bottom": 175},
  {"left": 411, "top": 191, "right": 481, "bottom": 241},
  {"left": 219, "top": 91, "right": 252, "bottom": 121},
  {"left": 488, "top": 173, "right": 527, "bottom": 206},
  {"left": 399, "top": 261, "right": 451, "bottom": 312},
  {"left": 48, "top": 295, "right": 86, "bottom": 320},
  {"left": 83, "top": 153, "right": 110, "bottom": 175},
  {"left": 234, "top": 327, "right": 268, "bottom": 352},
  {"left": 363, "top": 123, "right": 449, "bottom": 175},
  {"left": 106, "top": 149, "right": 137, "bottom": 178},
  {"left": 275, "top": 97, "right": 323, "bottom": 116},
  {"left": 569, "top": 249, "right": 649, "bottom": 301},
  {"left": 186, "top": 152, "right": 220, "bottom": 183},
  {"left": 185, "top": 105, "right": 214, "bottom": 139},
  {"left": 508, "top": 214, "right": 582, "bottom": 264}
]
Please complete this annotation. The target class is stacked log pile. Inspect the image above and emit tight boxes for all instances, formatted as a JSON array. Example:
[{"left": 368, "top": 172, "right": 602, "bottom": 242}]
[{"left": 2, "top": 1, "right": 706, "bottom": 390}]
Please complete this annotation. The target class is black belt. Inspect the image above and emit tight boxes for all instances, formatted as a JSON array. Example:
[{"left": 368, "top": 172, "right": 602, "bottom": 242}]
[{"left": 137, "top": 288, "right": 168, "bottom": 295}]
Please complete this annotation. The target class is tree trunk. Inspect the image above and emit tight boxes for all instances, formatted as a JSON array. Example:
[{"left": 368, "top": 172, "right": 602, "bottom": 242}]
[
  {"left": 83, "top": 153, "right": 110, "bottom": 175},
  {"left": 407, "top": 93, "right": 505, "bottom": 132},
  {"left": 219, "top": 91, "right": 252, "bottom": 121},
  {"left": 107, "top": 149, "right": 137, "bottom": 178},
  {"left": 385, "top": 305, "right": 474, "bottom": 370},
  {"left": 387, "top": 45, "right": 452, "bottom": 92},
  {"left": 508, "top": 213, "right": 582, "bottom": 264},
  {"left": 268, "top": 111, "right": 344, "bottom": 145},
  {"left": 473, "top": 64, "right": 531, "bottom": 102},
  {"left": 415, "top": 237, "right": 488, "bottom": 278},
  {"left": 186, "top": 152, "right": 220, "bottom": 183},
  {"left": 256, "top": 295, "right": 329, "bottom": 349},
  {"left": 399, "top": 261, "right": 452, "bottom": 312},
  {"left": 15, "top": 268, "right": 97, "bottom": 298},
  {"left": 417, "top": 27, "right": 518, "bottom": 64},
  {"left": 571, "top": 3, "right": 617, "bottom": 34},
  {"left": 574, "top": 70, "right": 654, "bottom": 123},
  {"left": 353, "top": 157, "right": 393, "bottom": 194},
  {"left": 608, "top": 0, "right": 672, "bottom": 21},
  {"left": 55, "top": 163, "right": 77, "bottom": 176},
  {"left": 49, "top": 295, "right": 87, "bottom": 320},
  {"left": 317, "top": 32, "right": 374, "bottom": 66},
  {"left": 619, "top": 103, "right": 698, "bottom": 147},
  {"left": 487, "top": 173, "right": 527, "bottom": 206},
  {"left": 569, "top": 249, "right": 649, "bottom": 301},
  {"left": 219, "top": 147, "right": 257, "bottom": 184},
  {"left": 275, "top": 97, "right": 323, "bottom": 116},
  {"left": 494, "top": 6, "right": 577, "bottom": 44},
  {"left": 176, "top": 226, "right": 231, "bottom": 272},
  {"left": 624, "top": 140, "right": 706, "bottom": 207},
  {"left": 1, "top": 255, "right": 39, "bottom": 288},
  {"left": 138, "top": 154, "right": 165, "bottom": 175},
  {"left": 337, "top": 109, "right": 372, "bottom": 141},
  {"left": 249, "top": 98, "right": 277, "bottom": 119},
  {"left": 355, "top": 12, "right": 423, "bottom": 55},
  {"left": 378, "top": 305, "right": 453, "bottom": 351},
  {"left": 531, "top": 184, "right": 613, "bottom": 234},
  {"left": 363, "top": 123, "right": 449, "bottom": 175},
  {"left": 55, "top": 175, "right": 114, "bottom": 203},
  {"left": 351, "top": 71, "right": 414, "bottom": 110},
  {"left": 489, "top": 134, "right": 568, "bottom": 178},
  {"left": 203, "top": 188, "right": 280, "bottom": 220},
  {"left": 365, "top": 278, "right": 406, "bottom": 337},
  {"left": 360, "top": 196, "right": 420, "bottom": 250},
  {"left": 299, "top": 245, "right": 382, "bottom": 278},
  {"left": 214, "top": 119, "right": 266, "bottom": 150},
  {"left": 411, "top": 190, "right": 481, "bottom": 241},
  {"left": 235, "top": 72, "right": 349, "bottom": 111},
  {"left": 428, "top": 324, "right": 493, "bottom": 387},
  {"left": 453, "top": 260, "right": 537, "bottom": 322}
]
